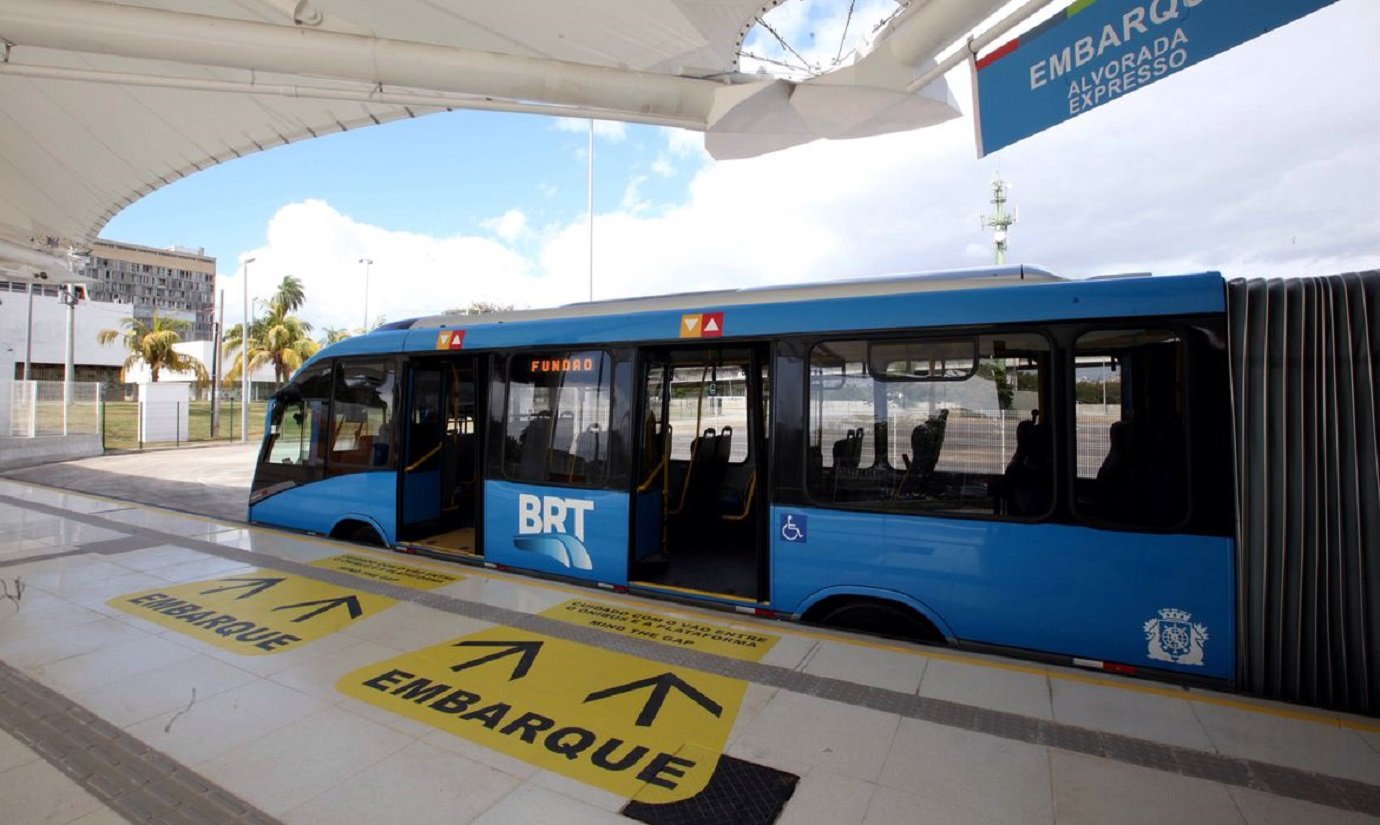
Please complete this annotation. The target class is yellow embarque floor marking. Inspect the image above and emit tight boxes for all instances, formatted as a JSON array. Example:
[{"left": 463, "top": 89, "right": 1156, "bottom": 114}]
[
  {"left": 309, "top": 553, "right": 462, "bottom": 590},
  {"left": 15, "top": 480, "right": 1377, "bottom": 734},
  {"left": 338, "top": 626, "right": 746, "bottom": 802},
  {"left": 109, "top": 568, "right": 395, "bottom": 655},
  {"left": 543, "top": 599, "right": 779, "bottom": 662}
]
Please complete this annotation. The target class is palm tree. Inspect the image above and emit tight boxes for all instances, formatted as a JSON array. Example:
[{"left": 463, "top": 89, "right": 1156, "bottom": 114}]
[
  {"left": 269, "top": 274, "right": 306, "bottom": 316},
  {"left": 97, "top": 314, "right": 209, "bottom": 384},
  {"left": 320, "top": 327, "right": 353, "bottom": 346},
  {"left": 258, "top": 308, "right": 320, "bottom": 384},
  {"left": 223, "top": 275, "right": 321, "bottom": 388}
]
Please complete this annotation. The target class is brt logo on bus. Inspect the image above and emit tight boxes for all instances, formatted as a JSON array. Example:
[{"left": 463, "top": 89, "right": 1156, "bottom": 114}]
[{"left": 514, "top": 494, "right": 595, "bottom": 570}]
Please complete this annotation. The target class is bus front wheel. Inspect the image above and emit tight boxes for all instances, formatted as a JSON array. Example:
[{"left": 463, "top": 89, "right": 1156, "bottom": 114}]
[{"left": 332, "top": 520, "right": 385, "bottom": 548}]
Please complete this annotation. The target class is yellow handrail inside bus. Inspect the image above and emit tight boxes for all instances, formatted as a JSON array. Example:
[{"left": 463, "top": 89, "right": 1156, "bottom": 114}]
[
  {"left": 638, "top": 452, "right": 668, "bottom": 493},
  {"left": 405, "top": 442, "right": 442, "bottom": 473}
]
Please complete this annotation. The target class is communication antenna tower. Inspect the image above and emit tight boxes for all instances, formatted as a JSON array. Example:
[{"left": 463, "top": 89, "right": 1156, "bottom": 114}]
[{"left": 981, "top": 178, "right": 1017, "bottom": 265}]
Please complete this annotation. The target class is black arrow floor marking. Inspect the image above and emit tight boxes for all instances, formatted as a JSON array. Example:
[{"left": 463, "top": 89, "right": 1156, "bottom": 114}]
[
  {"left": 449, "top": 640, "right": 543, "bottom": 681},
  {"left": 270, "top": 595, "right": 364, "bottom": 622},
  {"left": 583, "top": 673, "right": 722, "bottom": 727},
  {"left": 198, "top": 577, "right": 286, "bottom": 600}
]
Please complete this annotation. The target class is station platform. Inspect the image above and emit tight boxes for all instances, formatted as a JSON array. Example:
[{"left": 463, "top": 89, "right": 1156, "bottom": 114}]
[{"left": 1, "top": 476, "right": 1379, "bottom": 824}]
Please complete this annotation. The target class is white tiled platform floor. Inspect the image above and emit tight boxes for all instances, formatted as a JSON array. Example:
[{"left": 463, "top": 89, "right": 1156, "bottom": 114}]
[{"left": 0, "top": 478, "right": 1377, "bottom": 824}]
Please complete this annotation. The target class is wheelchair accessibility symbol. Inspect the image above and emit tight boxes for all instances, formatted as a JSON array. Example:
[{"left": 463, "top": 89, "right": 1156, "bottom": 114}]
[{"left": 779, "top": 513, "right": 807, "bottom": 543}]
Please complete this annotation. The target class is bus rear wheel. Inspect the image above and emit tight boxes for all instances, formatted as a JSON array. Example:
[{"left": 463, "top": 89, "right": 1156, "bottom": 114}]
[{"left": 810, "top": 597, "right": 943, "bottom": 644}]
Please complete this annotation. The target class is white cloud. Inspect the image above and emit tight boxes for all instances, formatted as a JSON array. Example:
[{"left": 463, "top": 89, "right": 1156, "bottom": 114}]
[
  {"left": 227, "top": 199, "right": 536, "bottom": 332},
  {"left": 238, "top": 1, "right": 1378, "bottom": 331},
  {"left": 483, "top": 208, "right": 527, "bottom": 242},
  {"left": 554, "top": 118, "right": 628, "bottom": 141},
  {"left": 662, "top": 127, "right": 708, "bottom": 159},
  {"left": 620, "top": 176, "right": 650, "bottom": 213}
]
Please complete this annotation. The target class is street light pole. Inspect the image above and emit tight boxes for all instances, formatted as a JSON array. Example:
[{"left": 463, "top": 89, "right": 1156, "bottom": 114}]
[
  {"left": 358, "top": 257, "right": 373, "bottom": 330},
  {"left": 241, "top": 257, "right": 255, "bottom": 443},
  {"left": 587, "top": 119, "right": 594, "bottom": 302}
]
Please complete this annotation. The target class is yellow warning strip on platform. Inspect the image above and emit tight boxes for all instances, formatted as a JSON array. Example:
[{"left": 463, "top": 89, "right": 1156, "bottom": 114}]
[
  {"left": 309, "top": 553, "right": 462, "bottom": 590},
  {"left": 541, "top": 598, "right": 779, "bottom": 662},
  {"left": 628, "top": 580, "right": 764, "bottom": 606}
]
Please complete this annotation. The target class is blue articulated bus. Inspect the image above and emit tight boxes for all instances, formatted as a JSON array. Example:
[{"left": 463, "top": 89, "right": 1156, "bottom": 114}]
[{"left": 249, "top": 265, "right": 1380, "bottom": 712}]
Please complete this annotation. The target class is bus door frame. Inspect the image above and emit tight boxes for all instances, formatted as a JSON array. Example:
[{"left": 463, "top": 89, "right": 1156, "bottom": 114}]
[
  {"left": 398, "top": 353, "right": 486, "bottom": 551},
  {"left": 628, "top": 341, "right": 773, "bottom": 603}
]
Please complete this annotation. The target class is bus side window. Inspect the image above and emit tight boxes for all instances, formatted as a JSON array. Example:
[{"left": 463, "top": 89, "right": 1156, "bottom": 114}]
[
  {"left": 502, "top": 351, "right": 612, "bottom": 487},
  {"left": 264, "top": 364, "right": 330, "bottom": 469},
  {"left": 805, "top": 334, "right": 1051, "bottom": 517},
  {"left": 328, "top": 359, "right": 397, "bottom": 472},
  {"left": 1073, "top": 329, "right": 1189, "bottom": 529}
]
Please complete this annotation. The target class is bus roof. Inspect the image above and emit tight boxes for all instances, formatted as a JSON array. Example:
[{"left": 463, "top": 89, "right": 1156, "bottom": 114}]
[
  {"left": 305, "top": 267, "right": 1227, "bottom": 368},
  {"left": 397, "top": 264, "right": 1062, "bottom": 330}
]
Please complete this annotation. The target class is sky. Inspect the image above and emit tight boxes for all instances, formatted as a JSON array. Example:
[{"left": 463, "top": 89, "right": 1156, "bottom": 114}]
[{"left": 101, "top": 0, "right": 1380, "bottom": 336}]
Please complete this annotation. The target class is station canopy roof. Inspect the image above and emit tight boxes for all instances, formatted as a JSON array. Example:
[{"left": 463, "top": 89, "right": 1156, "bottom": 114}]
[{"left": 0, "top": 0, "right": 1011, "bottom": 282}]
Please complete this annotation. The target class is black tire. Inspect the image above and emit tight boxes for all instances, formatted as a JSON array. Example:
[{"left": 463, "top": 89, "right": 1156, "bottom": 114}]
[
  {"left": 815, "top": 599, "right": 942, "bottom": 643},
  {"left": 334, "top": 521, "right": 384, "bottom": 547}
]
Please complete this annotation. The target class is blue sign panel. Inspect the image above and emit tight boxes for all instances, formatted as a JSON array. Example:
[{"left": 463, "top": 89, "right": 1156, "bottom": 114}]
[
  {"left": 778, "top": 512, "right": 808, "bottom": 543},
  {"left": 483, "top": 480, "right": 629, "bottom": 585},
  {"left": 974, "top": 0, "right": 1341, "bottom": 155}
]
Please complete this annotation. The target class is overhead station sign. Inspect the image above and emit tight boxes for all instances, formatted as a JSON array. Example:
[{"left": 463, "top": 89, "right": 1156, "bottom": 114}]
[{"left": 973, "top": 0, "right": 1341, "bottom": 156}]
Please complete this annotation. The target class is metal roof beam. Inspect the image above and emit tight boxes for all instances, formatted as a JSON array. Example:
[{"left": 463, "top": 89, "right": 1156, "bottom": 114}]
[{"left": 0, "top": 0, "right": 720, "bottom": 124}]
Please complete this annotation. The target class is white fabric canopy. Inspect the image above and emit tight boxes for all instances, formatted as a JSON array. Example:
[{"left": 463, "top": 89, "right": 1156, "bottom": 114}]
[{"left": 0, "top": 0, "right": 1011, "bottom": 278}]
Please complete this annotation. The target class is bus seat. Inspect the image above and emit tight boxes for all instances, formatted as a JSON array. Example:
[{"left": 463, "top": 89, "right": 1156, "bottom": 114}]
[
  {"left": 1002, "top": 410, "right": 1052, "bottom": 515},
  {"left": 518, "top": 415, "right": 553, "bottom": 479},
  {"left": 832, "top": 428, "right": 863, "bottom": 470},
  {"left": 906, "top": 409, "right": 948, "bottom": 476},
  {"left": 369, "top": 423, "right": 392, "bottom": 467},
  {"left": 896, "top": 411, "right": 948, "bottom": 499},
  {"left": 671, "top": 428, "right": 717, "bottom": 516},
  {"left": 716, "top": 425, "right": 734, "bottom": 464},
  {"left": 1096, "top": 419, "right": 1134, "bottom": 520}
]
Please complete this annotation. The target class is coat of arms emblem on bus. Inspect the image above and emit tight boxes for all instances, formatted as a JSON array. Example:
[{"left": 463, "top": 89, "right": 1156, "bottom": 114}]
[{"left": 1143, "top": 608, "right": 1209, "bottom": 666}]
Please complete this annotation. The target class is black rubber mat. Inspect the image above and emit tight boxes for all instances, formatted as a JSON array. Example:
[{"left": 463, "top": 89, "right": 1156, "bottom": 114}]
[{"left": 621, "top": 755, "right": 799, "bottom": 825}]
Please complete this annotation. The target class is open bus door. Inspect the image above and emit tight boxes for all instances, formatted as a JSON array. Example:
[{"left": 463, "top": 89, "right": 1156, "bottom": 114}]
[
  {"left": 630, "top": 345, "right": 770, "bottom": 603},
  {"left": 400, "top": 356, "right": 484, "bottom": 556}
]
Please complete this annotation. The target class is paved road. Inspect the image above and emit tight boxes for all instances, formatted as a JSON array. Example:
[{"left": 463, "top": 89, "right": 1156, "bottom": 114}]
[{"left": 1, "top": 442, "right": 257, "bottom": 522}]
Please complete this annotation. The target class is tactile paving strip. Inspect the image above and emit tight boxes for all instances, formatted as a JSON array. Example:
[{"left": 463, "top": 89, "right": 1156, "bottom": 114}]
[
  {"left": 0, "top": 658, "right": 281, "bottom": 825},
  {"left": 4, "top": 491, "right": 1380, "bottom": 817}
]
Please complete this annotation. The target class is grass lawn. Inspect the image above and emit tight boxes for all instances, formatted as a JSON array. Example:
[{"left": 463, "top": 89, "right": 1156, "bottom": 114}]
[{"left": 102, "top": 401, "right": 268, "bottom": 450}]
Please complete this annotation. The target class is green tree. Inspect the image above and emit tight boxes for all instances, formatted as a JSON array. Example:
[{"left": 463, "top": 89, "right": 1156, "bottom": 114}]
[
  {"left": 269, "top": 274, "right": 306, "bottom": 316},
  {"left": 223, "top": 275, "right": 321, "bottom": 387},
  {"left": 97, "top": 314, "right": 209, "bottom": 385},
  {"left": 320, "top": 327, "right": 352, "bottom": 345},
  {"left": 444, "top": 301, "right": 515, "bottom": 316}
]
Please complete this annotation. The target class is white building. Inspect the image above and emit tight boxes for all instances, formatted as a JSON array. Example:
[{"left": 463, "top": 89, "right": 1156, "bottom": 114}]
[{"left": 0, "top": 281, "right": 130, "bottom": 382}]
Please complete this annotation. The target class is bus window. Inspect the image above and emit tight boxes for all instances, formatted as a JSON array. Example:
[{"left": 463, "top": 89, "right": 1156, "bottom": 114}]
[
  {"left": 665, "top": 363, "right": 752, "bottom": 463},
  {"left": 263, "top": 363, "right": 330, "bottom": 469},
  {"left": 503, "top": 351, "right": 611, "bottom": 486},
  {"left": 807, "top": 333, "right": 1051, "bottom": 517},
  {"left": 250, "top": 362, "right": 331, "bottom": 504},
  {"left": 1074, "top": 329, "right": 1188, "bottom": 529},
  {"left": 328, "top": 359, "right": 397, "bottom": 471}
]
